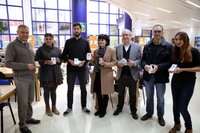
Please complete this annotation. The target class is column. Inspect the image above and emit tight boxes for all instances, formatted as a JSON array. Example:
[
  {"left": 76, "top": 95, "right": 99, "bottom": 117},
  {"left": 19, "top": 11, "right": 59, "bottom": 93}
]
[
  {"left": 124, "top": 12, "right": 132, "bottom": 31},
  {"left": 72, "top": 0, "right": 87, "bottom": 39}
]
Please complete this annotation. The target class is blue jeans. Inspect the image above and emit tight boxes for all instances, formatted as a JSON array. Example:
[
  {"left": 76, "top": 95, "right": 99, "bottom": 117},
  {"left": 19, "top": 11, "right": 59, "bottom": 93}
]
[
  {"left": 144, "top": 75, "right": 166, "bottom": 118},
  {"left": 171, "top": 79, "right": 194, "bottom": 129}
]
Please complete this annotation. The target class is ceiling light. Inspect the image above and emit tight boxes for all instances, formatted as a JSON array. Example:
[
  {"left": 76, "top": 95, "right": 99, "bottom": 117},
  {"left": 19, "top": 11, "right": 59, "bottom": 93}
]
[
  {"left": 132, "top": 11, "right": 150, "bottom": 17},
  {"left": 191, "top": 18, "right": 199, "bottom": 22},
  {"left": 155, "top": 23, "right": 165, "bottom": 25},
  {"left": 172, "top": 26, "right": 179, "bottom": 28},
  {"left": 171, "top": 21, "right": 181, "bottom": 24},
  {"left": 156, "top": 7, "right": 172, "bottom": 13},
  {"left": 186, "top": 1, "right": 200, "bottom": 8},
  {"left": 187, "top": 24, "right": 193, "bottom": 27}
]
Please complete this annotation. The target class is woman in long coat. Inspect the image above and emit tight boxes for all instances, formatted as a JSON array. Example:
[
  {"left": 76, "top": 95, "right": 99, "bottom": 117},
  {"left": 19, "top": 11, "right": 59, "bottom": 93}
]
[{"left": 90, "top": 34, "right": 116, "bottom": 118}]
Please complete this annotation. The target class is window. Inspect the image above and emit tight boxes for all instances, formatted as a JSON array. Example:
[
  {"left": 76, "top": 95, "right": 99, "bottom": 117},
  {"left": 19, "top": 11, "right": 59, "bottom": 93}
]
[
  {"left": 87, "top": 0, "right": 124, "bottom": 47},
  {"left": 31, "top": 0, "right": 72, "bottom": 47},
  {"left": 0, "top": 0, "right": 23, "bottom": 48}
]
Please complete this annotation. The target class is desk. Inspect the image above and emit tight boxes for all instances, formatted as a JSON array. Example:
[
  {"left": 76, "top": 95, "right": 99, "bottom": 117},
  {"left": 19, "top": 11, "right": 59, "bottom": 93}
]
[
  {"left": 0, "top": 85, "right": 16, "bottom": 104},
  {"left": 0, "top": 67, "right": 40, "bottom": 101}
]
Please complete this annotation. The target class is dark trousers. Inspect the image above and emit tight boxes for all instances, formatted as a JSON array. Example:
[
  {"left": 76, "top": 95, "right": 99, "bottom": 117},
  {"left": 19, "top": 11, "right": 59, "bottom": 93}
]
[
  {"left": 171, "top": 79, "right": 194, "bottom": 129},
  {"left": 117, "top": 74, "right": 137, "bottom": 114},
  {"left": 43, "top": 86, "right": 57, "bottom": 107},
  {"left": 94, "top": 71, "right": 109, "bottom": 111},
  {"left": 67, "top": 70, "right": 87, "bottom": 109}
]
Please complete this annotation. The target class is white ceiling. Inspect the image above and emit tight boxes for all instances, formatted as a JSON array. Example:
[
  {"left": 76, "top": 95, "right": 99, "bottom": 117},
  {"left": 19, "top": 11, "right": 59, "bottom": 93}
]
[{"left": 105, "top": 0, "right": 200, "bottom": 30}]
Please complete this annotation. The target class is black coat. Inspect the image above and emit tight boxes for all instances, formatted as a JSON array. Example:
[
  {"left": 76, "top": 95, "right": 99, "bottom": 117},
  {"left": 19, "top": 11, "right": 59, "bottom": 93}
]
[
  {"left": 142, "top": 37, "right": 173, "bottom": 83},
  {"left": 35, "top": 44, "right": 63, "bottom": 82}
]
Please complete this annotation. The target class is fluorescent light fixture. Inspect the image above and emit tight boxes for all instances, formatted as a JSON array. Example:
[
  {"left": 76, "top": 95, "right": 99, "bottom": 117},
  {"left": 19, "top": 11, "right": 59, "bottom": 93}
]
[
  {"left": 191, "top": 18, "right": 199, "bottom": 22},
  {"left": 155, "top": 23, "right": 165, "bottom": 25},
  {"left": 172, "top": 26, "right": 179, "bottom": 28},
  {"left": 186, "top": 1, "right": 200, "bottom": 8},
  {"left": 187, "top": 24, "right": 193, "bottom": 27},
  {"left": 171, "top": 21, "right": 181, "bottom": 24},
  {"left": 156, "top": 7, "right": 172, "bottom": 13},
  {"left": 132, "top": 11, "right": 150, "bottom": 17}
]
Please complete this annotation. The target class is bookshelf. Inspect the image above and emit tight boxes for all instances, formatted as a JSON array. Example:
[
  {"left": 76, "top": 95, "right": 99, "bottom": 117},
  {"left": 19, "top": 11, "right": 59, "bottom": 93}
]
[{"left": 194, "top": 37, "right": 200, "bottom": 49}]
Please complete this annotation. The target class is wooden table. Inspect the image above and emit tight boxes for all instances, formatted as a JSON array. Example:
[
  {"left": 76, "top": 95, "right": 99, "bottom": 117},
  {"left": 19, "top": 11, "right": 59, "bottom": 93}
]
[
  {"left": 0, "top": 85, "right": 16, "bottom": 104},
  {"left": 0, "top": 67, "right": 40, "bottom": 101}
]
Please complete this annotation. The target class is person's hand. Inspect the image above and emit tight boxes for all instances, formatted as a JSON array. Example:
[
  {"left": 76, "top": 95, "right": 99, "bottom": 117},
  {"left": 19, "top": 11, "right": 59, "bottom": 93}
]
[
  {"left": 45, "top": 60, "right": 53, "bottom": 65},
  {"left": 127, "top": 59, "right": 135, "bottom": 67},
  {"left": 99, "top": 60, "right": 105, "bottom": 66},
  {"left": 174, "top": 68, "right": 182, "bottom": 74},
  {"left": 78, "top": 60, "right": 85, "bottom": 67},
  {"left": 168, "top": 68, "right": 174, "bottom": 73},
  {"left": 68, "top": 59, "right": 78, "bottom": 66},
  {"left": 151, "top": 64, "right": 158, "bottom": 74},
  {"left": 144, "top": 65, "right": 150, "bottom": 72},
  {"left": 56, "top": 57, "right": 60, "bottom": 63},
  {"left": 118, "top": 60, "right": 125, "bottom": 67},
  {"left": 28, "top": 64, "right": 36, "bottom": 70}
]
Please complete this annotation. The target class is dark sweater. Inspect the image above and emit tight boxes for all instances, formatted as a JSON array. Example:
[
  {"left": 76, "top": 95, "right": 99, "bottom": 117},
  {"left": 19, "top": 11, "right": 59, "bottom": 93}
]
[
  {"left": 5, "top": 37, "right": 35, "bottom": 79},
  {"left": 121, "top": 45, "right": 131, "bottom": 75},
  {"left": 62, "top": 37, "right": 91, "bottom": 71},
  {"left": 35, "top": 44, "right": 63, "bottom": 82},
  {"left": 172, "top": 47, "right": 200, "bottom": 85}
]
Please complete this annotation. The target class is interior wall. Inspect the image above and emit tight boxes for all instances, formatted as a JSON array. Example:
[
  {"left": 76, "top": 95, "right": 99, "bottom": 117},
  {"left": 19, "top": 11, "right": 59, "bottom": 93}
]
[
  {"left": 163, "top": 29, "right": 179, "bottom": 44},
  {"left": 180, "top": 26, "right": 200, "bottom": 46}
]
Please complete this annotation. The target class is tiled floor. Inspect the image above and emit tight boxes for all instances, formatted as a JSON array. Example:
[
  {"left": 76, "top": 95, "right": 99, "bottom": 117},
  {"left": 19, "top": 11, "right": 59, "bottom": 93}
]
[{"left": 2, "top": 71, "right": 200, "bottom": 133}]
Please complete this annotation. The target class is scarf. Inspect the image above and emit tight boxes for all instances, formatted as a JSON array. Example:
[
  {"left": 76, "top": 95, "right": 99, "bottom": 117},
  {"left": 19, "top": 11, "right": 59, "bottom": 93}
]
[{"left": 95, "top": 46, "right": 107, "bottom": 72}]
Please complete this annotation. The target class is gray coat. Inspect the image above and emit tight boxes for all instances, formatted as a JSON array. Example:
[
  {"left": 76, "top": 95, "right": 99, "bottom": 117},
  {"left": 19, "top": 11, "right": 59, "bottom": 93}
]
[
  {"left": 115, "top": 42, "right": 141, "bottom": 81},
  {"left": 35, "top": 44, "right": 63, "bottom": 82},
  {"left": 5, "top": 37, "right": 35, "bottom": 79}
]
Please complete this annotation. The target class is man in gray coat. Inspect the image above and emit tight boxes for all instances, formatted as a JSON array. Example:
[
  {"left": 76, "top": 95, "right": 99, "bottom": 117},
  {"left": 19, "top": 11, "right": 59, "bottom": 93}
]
[
  {"left": 5, "top": 25, "right": 40, "bottom": 133},
  {"left": 113, "top": 29, "right": 141, "bottom": 119}
]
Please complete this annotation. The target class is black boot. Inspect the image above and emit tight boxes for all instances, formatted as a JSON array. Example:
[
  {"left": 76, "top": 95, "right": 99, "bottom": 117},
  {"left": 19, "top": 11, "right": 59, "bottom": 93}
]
[
  {"left": 99, "top": 102, "right": 108, "bottom": 118},
  {"left": 94, "top": 109, "right": 101, "bottom": 116}
]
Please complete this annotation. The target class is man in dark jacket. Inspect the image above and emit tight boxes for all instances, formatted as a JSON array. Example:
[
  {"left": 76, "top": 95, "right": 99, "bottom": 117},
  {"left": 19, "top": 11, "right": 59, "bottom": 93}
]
[
  {"left": 141, "top": 25, "right": 173, "bottom": 126},
  {"left": 62, "top": 22, "right": 91, "bottom": 115}
]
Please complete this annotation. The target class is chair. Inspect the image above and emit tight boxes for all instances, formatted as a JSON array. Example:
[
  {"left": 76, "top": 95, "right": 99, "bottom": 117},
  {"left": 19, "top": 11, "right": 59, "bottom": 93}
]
[
  {"left": 0, "top": 71, "right": 13, "bottom": 85},
  {"left": 139, "top": 69, "right": 145, "bottom": 105},
  {"left": 0, "top": 79, "right": 16, "bottom": 133}
]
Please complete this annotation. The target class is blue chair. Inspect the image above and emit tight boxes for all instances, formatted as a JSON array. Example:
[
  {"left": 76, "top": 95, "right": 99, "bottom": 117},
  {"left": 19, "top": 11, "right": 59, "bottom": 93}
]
[{"left": 0, "top": 79, "right": 16, "bottom": 133}]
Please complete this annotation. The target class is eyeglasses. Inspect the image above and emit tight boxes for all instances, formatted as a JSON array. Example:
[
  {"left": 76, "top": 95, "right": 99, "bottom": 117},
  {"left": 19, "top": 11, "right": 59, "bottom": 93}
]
[{"left": 153, "top": 30, "right": 162, "bottom": 34}]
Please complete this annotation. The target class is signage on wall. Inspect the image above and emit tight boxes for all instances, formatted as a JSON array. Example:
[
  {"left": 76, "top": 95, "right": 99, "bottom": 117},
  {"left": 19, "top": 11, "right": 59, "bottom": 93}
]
[{"left": 80, "top": 22, "right": 86, "bottom": 32}]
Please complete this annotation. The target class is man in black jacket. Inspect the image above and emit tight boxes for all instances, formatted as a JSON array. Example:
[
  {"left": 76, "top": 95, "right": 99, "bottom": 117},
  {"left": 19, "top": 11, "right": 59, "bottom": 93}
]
[
  {"left": 141, "top": 25, "right": 173, "bottom": 126},
  {"left": 62, "top": 22, "right": 91, "bottom": 115}
]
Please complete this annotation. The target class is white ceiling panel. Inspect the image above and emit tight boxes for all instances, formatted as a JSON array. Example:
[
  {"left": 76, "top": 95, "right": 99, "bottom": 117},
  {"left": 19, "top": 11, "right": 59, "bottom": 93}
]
[{"left": 105, "top": 0, "right": 200, "bottom": 29}]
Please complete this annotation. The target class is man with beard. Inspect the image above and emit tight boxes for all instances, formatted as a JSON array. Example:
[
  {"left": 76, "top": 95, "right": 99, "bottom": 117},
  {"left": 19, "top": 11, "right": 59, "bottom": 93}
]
[
  {"left": 62, "top": 22, "right": 91, "bottom": 115},
  {"left": 141, "top": 25, "right": 173, "bottom": 126}
]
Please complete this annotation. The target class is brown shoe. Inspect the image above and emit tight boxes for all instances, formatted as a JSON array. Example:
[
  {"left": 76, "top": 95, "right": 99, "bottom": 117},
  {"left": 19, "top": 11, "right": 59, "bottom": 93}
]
[
  {"left": 185, "top": 129, "right": 193, "bottom": 133},
  {"left": 52, "top": 105, "right": 60, "bottom": 115},
  {"left": 46, "top": 107, "right": 53, "bottom": 116},
  {"left": 169, "top": 124, "right": 181, "bottom": 133}
]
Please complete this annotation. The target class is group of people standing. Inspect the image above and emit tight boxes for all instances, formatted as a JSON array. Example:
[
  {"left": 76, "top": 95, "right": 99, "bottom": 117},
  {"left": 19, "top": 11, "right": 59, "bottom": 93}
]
[{"left": 4, "top": 23, "right": 200, "bottom": 133}]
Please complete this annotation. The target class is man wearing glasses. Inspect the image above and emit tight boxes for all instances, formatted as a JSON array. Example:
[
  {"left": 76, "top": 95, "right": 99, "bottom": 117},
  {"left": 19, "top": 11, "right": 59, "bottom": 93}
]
[
  {"left": 113, "top": 29, "right": 141, "bottom": 120},
  {"left": 141, "top": 25, "right": 173, "bottom": 126}
]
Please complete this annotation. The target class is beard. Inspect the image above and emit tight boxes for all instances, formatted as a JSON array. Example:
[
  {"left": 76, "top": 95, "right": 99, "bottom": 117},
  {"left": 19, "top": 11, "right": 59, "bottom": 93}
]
[{"left": 74, "top": 32, "right": 81, "bottom": 37}]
